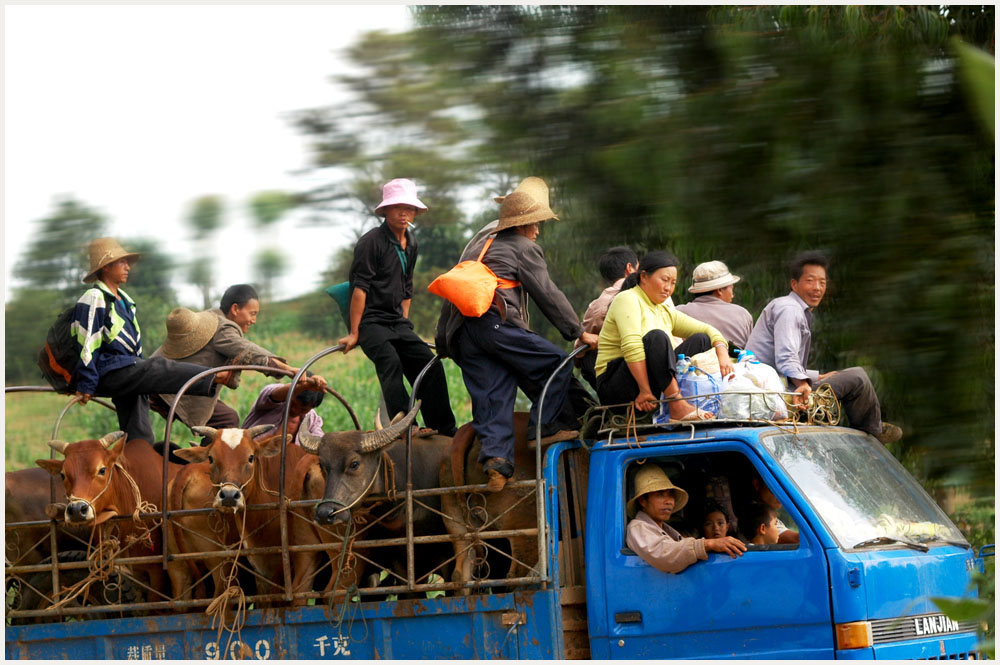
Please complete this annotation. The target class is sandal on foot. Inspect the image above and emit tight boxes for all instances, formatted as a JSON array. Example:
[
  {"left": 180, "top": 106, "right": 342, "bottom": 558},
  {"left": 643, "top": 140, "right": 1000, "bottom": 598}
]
[{"left": 671, "top": 410, "right": 715, "bottom": 423}]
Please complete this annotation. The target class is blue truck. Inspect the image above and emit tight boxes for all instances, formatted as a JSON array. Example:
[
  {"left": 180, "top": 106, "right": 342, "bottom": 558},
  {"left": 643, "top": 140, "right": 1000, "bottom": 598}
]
[{"left": 6, "top": 390, "right": 989, "bottom": 659}]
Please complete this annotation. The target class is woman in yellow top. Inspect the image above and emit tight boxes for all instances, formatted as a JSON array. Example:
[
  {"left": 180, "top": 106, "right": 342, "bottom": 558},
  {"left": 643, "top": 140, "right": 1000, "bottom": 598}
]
[{"left": 595, "top": 251, "right": 735, "bottom": 421}]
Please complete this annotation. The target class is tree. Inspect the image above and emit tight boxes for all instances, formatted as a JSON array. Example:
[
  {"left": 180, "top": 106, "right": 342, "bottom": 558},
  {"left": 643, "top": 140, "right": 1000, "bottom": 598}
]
[
  {"left": 294, "top": 6, "right": 995, "bottom": 494},
  {"left": 13, "top": 196, "right": 108, "bottom": 296},
  {"left": 253, "top": 248, "right": 288, "bottom": 302},
  {"left": 185, "top": 195, "right": 225, "bottom": 309}
]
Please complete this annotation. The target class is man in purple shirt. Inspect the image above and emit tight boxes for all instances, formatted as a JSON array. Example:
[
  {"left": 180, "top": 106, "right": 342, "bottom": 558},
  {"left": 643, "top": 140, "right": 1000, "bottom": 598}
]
[
  {"left": 746, "top": 252, "right": 901, "bottom": 444},
  {"left": 242, "top": 374, "right": 327, "bottom": 446}
]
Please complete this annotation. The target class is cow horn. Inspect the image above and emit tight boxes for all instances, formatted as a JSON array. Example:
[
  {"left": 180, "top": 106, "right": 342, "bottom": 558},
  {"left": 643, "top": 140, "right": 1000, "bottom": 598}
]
[
  {"left": 360, "top": 401, "right": 421, "bottom": 452},
  {"left": 99, "top": 431, "right": 126, "bottom": 449},
  {"left": 48, "top": 440, "right": 70, "bottom": 455},
  {"left": 246, "top": 424, "right": 276, "bottom": 439},
  {"left": 191, "top": 426, "right": 219, "bottom": 440},
  {"left": 298, "top": 431, "right": 322, "bottom": 452}
]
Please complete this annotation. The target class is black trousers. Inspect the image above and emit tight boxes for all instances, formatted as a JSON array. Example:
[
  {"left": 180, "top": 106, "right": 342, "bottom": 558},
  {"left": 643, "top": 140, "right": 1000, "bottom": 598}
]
[
  {"left": 597, "top": 331, "right": 711, "bottom": 405},
  {"left": 150, "top": 396, "right": 240, "bottom": 446},
  {"left": 95, "top": 356, "right": 217, "bottom": 443},
  {"left": 358, "top": 319, "right": 457, "bottom": 436}
]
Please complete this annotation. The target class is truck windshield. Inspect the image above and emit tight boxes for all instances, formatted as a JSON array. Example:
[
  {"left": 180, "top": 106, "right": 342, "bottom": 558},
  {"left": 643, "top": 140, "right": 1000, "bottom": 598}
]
[{"left": 761, "top": 430, "right": 966, "bottom": 550}]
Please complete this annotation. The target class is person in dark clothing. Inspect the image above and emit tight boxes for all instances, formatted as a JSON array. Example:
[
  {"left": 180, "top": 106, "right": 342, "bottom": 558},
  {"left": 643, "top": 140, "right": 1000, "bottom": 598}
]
[
  {"left": 436, "top": 177, "right": 599, "bottom": 491},
  {"left": 337, "top": 178, "right": 457, "bottom": 436},
  {"left": 72, "top": 237, "right": 231, "bottom": 443}
]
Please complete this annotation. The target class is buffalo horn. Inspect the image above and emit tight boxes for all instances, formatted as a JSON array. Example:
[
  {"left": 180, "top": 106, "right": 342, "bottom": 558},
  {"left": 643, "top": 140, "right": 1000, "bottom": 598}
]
[
  {"left": 297, "top": 432, "right": 323, "bottom": 452},
  {"left": 99, "top": 431, "right": 126, "bottom": 449},
  {"left": 191, "top": 426, "right": 219, "bottom": 440},
  {"left": 360, "top": 400, "right": 421, "bottom": 452},
  {"left": 48, "top": 439, "right": 70, "bottom": 455},
  {"left": 246, "top": 424, "right": 276, "bottom": 439}
]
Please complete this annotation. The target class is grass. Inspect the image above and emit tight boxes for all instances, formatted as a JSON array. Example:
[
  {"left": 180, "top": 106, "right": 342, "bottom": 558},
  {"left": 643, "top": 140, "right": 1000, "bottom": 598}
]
[{"left": 5, "top": 329, "right": 474, "bottom": 471}]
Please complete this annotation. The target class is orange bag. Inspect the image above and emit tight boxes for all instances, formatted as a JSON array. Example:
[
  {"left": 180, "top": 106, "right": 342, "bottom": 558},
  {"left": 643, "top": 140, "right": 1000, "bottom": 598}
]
[{"left": 427, "top": 236, "right": 520, "bottom": 317}]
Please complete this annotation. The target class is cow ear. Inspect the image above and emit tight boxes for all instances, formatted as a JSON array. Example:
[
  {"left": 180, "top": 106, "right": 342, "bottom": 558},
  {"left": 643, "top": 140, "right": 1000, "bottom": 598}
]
[
  {"left": 255, "top": 433, "right": 288, "bottom": 458},
  {"left": 175, "top": 447, "right": 210, "bottom": 463},
  {"left": 37, "top": 459, "right": 64, "bottom": 476}
]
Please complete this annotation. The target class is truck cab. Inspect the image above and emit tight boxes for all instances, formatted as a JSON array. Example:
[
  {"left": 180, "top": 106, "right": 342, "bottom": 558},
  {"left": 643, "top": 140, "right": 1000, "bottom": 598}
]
[{"left": 582, "top": 423, "right": 982, "bottom": 659}]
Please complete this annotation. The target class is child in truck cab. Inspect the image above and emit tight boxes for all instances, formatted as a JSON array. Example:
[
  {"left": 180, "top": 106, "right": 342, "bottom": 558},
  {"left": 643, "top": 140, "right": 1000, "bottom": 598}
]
[
  {"left": 740, "top": 502, "right": 781, "bottom": 545},
  {"left": 626, "top": 465, "right": 745, "bottom": 573},
  {"left": 751, "top": 476, "right": 800, "bottom": 545},
  {"left": 700, "top": 500, "right": 732, "bottom": 539}
]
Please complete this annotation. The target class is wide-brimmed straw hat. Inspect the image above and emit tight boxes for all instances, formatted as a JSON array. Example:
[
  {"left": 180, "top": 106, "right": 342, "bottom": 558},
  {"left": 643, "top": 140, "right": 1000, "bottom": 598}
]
[
  {"left": 688, "top": 260, "right": 741, "bottom": 294},
  {"left": 494, "top": 177, "right": 559, "bottom": 232},
  {"left": 82, "top": 237, "right": 141, "bottom": 283},
  {"left": 492, "top": 176, "right": 551, "bottom": 204},
  {"left": 627, "top": 464, "right": 689, "bottom": 519},
  {"left": 160, "top": 308, "right": 221, "bottom": 359},
  {"left": 374, "top": 178, "right": 428, "bottom": 216}
]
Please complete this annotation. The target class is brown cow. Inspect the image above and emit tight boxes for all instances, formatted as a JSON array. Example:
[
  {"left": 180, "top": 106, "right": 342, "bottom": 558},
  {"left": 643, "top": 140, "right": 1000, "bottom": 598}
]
[
  {"left": 36, "top": 431, "right": 180, "bottom": 597},
  {"left": 172, "top": 425, "right": 308, "bottom": 597},
  {"left": 5, "top": 468, "right": 73, "bottom": 567},
  {"left": 440, "top": 412, "right": 541, "bottom": 594}
]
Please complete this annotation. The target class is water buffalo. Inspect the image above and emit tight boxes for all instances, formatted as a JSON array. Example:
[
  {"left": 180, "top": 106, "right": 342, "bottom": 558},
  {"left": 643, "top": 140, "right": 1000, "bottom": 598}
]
[
  {"left": 440, "top": 412, "right": 541, "bottom": 594},
  {"left": 295, "top": 401, "right": 454, "bottom": 597}
]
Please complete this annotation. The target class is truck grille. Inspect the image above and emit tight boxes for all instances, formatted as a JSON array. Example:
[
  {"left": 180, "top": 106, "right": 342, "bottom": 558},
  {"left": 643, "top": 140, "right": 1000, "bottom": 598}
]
[
  {"left": 871, "top": 613, "right": 979, "bottom": 644},
  {"left": 920, "top": 652, "right": 981, "bottom": 660}
]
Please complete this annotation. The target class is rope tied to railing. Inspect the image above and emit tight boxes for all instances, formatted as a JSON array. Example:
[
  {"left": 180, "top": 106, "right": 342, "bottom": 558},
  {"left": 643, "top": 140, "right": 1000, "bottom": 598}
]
[{"left": 205, "top": 504, "right": 250, "bottom": 660}]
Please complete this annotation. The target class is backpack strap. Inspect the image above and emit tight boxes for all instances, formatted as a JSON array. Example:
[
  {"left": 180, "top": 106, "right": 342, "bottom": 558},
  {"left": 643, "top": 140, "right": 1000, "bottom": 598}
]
[{"left": 476, "top": 235, "right": 521, "bottom": 290}]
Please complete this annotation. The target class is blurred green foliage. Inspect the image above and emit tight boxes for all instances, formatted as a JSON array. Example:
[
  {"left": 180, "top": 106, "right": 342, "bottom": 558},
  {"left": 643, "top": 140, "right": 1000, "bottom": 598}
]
[{"left": 346, "top": 4, "right": 991, "bottom": 495}]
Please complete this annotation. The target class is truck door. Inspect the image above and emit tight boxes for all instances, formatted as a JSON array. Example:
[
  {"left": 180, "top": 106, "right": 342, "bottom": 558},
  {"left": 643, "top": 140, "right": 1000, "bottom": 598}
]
[{"left": 598, "top": 444, "right": 835, "bottom": 659}]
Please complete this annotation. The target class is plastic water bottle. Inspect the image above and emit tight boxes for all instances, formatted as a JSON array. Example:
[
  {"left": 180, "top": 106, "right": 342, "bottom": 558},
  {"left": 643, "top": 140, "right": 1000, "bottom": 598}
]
[
  {"left": 676, "top": 354, "right": 690, "bottom": 375},
  {"left": 737, "top": 349, "right": 757, "bottom": 364}
]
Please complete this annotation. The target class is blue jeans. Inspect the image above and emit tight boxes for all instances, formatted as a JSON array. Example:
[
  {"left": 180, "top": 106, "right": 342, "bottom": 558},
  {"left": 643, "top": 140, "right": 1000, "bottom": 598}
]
[{"left": 453, "top": 311, "right": 573, "bottom": 464}]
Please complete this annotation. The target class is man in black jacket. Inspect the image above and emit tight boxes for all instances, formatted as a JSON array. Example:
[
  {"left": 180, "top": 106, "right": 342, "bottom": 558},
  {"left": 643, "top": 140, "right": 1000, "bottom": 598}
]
[
  {"left": 436, "top": 177, "right": 598, "bottom": 490},
  {"left": 339, "top": 178, "right": 457, "bottom": 436}
]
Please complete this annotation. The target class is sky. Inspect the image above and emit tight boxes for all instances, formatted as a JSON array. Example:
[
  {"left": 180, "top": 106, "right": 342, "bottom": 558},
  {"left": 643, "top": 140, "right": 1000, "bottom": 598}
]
[{"left": 4, "top": 4, "right": 413, "bottom": 306}]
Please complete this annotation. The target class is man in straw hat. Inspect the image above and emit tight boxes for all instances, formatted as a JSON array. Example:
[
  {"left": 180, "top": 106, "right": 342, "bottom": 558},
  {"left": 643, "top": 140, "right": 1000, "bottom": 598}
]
[
  {"left": 338, "top": 178, "right": 457, "bottom": 437},
  {"left": 71, "top": 237, "right": 231, "bottom": 443},
  {"left": 435, "top": 177, "right": 599, "bottom": 491},
  {"left": 627, "top": 464, "right": 745, "bottom": 574},
  {"left": 149, "top": 294, "right": 321, "bottom": 444},
  {"left": 675, "top": 260, "right": 754, "bottom": 349}
]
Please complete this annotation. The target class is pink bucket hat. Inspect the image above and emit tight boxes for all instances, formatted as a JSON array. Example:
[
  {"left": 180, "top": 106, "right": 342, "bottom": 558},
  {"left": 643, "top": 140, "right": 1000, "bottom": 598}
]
[{"left": 374, "top": 178, "right": 428, "bottom": 216}]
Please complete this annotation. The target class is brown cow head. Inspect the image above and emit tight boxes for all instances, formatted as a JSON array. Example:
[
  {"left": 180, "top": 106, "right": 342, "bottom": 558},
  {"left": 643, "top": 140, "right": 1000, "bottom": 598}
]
[
  {"left": 36, "top": 430, "right": 127, "bottom": 524},
  {"left": 298, "top": 402, "right": 420, "bottom": 525},
  {"left": 174, "top": 425, "right": 282, "bottom": 512}
]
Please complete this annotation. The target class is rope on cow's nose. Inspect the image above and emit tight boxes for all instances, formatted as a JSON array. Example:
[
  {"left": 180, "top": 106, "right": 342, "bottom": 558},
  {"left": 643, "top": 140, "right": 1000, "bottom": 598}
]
[
  {"left": 325, "top": 518, "right": 369, "bottom": 645},
  {"left": 315, "top": 454, "right": 388, "bottom": 520}
]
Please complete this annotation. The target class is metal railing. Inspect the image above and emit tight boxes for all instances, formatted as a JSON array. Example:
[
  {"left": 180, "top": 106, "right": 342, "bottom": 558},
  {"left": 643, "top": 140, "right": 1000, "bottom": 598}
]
[{"left": 5, "top": 341, "right": 584, "bottom": 621}]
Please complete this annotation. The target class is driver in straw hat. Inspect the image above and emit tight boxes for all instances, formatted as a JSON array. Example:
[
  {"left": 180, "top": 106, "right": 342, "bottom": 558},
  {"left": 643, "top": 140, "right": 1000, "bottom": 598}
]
[
  {"left": 627, "top": 464, "right": 745, "bottom": 573},
  {"left": 434, "top": 177, "right": 599, "bottom": 492},
  {"left": 71, "top": 237, "right": 232, "bottom": 444}
]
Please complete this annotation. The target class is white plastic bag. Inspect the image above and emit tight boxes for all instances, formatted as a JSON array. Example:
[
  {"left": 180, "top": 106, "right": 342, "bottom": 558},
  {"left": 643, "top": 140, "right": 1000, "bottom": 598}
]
[{"left": 719, "top": 361, "right": 788, "bottom": 420}]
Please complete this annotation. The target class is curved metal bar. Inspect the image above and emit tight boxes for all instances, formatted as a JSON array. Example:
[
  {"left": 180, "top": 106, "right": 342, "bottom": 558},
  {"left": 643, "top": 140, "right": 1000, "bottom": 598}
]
[
  {"left": 405, "top": 353, "right": 444, "bottom": 590},
  {"left": 5, "top": 385, "right": 62, "bottom": 393},
  {"left": 279, "top": 345, "right": 345, "bottom": 600},
  {"left": 51, "top": 395, "right": 117, "bottom": 440},
  {"left": 159, "top": 363, "right": 291, "bottom": 572},
  {"left": 534, "top": 343, "right": 591, "bottom": 586}
]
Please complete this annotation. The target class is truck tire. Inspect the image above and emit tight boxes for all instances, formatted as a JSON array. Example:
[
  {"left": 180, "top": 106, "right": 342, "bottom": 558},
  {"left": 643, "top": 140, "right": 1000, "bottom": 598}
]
[{"left": 10, "top": 550, "right": 140, "bottom": 623}]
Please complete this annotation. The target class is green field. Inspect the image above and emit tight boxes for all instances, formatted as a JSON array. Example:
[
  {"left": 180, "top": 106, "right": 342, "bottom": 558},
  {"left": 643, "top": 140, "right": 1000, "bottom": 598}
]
[{"left": 5, "top": 329, "right": 474, "bottom": 471}]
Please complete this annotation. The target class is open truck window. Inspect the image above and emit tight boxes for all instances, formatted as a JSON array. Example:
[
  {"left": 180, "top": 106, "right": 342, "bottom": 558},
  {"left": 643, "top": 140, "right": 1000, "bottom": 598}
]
[{"left": 622, "top": 450, "right": 799, "bottom": 551}]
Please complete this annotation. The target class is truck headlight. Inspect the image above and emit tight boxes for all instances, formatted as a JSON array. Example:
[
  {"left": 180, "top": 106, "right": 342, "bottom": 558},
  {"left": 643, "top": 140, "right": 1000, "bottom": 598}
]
[{"left": 836, "top": 621, "right": 873, "bottom": 650}]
